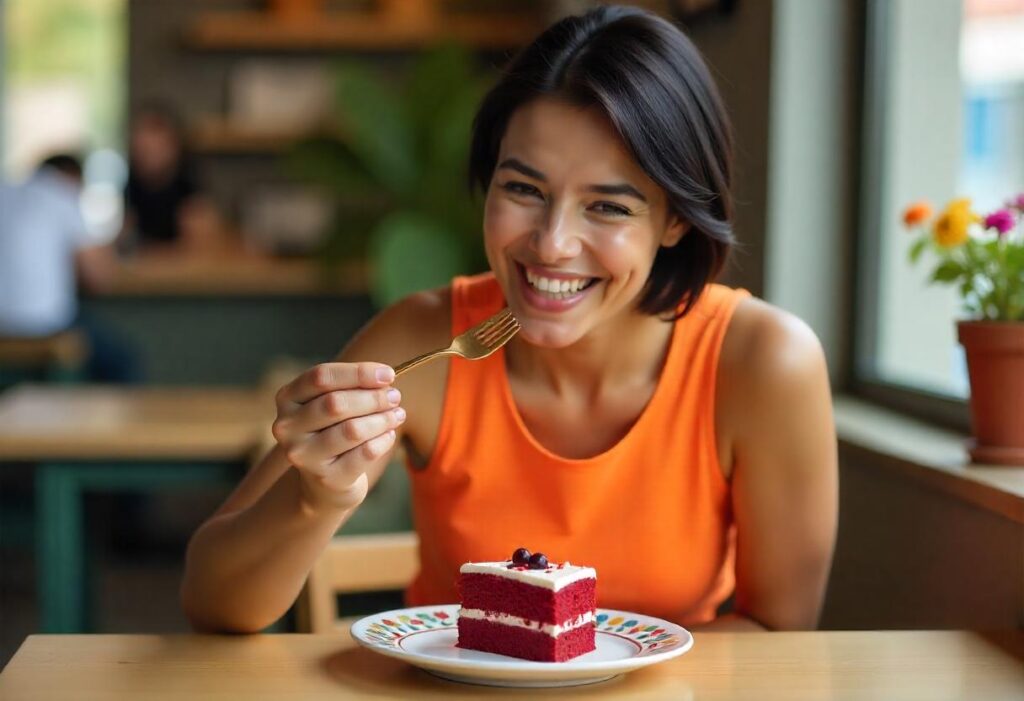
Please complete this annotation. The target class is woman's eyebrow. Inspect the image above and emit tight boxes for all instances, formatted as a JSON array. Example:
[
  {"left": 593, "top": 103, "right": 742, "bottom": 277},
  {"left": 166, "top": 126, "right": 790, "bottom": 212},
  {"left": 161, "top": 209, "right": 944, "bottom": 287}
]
[
  {"left": 586, "top": 183, "right": 647, "bottom": 203},
  {"left": 497, "top": 158, "right": 546, "bottom": 181},
  {"left": 498, "top": 158, "right": 648, "bottom": 203}
]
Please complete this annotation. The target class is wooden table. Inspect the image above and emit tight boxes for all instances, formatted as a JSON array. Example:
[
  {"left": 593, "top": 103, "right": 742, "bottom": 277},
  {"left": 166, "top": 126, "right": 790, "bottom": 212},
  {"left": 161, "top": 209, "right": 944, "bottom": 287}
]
[
  {"left": 0, "top": 385, "right": 273, "bottom": 633},
  {"left": 1, "top": 631, "right": 1021, "bottom": 699}
]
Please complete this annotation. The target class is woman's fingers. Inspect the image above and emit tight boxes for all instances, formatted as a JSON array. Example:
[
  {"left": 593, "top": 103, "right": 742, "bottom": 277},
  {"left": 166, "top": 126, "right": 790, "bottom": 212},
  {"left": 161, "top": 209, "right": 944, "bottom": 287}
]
[
  {"left": 272, "top": 361, "right": 406, "bottom": 509},
  {"left": 320, "top": 429, "right": 400, "bottom": 491},
  {"left": 286, "top": 407, "right": 406, "bottom": 470},
  {"left": 274, "top": 387, "right": 401, "bottom": 438},
  {"left": 277, "top": 362, "right": 395, "bottom": 407}
]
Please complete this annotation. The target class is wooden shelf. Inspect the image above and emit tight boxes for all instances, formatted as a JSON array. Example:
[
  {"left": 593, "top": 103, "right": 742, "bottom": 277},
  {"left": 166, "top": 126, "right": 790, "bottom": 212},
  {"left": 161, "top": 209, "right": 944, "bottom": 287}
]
[
  {"left": 99, "top": 255, "right": 370, "bottom": 298},
  {"left": 183, "top": 10, "right": 542, "bottom": 51},
  {"left": 189, "top": 118, "right": 319, "bottom": 155},
  {"left": 189, "top": 118, "right": 349, "bottom": 155}
]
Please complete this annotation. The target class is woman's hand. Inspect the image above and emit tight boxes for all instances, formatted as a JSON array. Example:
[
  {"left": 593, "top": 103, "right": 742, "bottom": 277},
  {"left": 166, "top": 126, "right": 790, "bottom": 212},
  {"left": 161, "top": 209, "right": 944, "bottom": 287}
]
[{"left": 271, "top": 362, "right": 406, "bottom": 513}]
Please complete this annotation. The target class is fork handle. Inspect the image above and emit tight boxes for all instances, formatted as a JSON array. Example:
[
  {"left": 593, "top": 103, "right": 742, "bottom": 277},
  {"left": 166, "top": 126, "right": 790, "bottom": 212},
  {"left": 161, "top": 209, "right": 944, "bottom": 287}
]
[{"left": 394, "top": 349, "right": 457, "bottom": 377}]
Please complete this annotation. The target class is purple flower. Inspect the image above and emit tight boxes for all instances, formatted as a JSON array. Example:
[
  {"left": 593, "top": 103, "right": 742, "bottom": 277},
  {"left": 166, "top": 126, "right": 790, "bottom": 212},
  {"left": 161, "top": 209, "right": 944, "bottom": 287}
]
[
  {"left": 984, "top": 208, "right": 1015, "bottom": 236},
  {"left": 1009, "top": 193, "right": 1024, "bottom": 211}
]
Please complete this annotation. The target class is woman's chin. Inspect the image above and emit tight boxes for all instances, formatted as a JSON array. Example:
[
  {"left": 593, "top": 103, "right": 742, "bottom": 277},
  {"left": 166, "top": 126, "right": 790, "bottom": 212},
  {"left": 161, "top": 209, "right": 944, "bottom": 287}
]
[{"left": 516, "top": 322, "right": 583, "bottom": 349}]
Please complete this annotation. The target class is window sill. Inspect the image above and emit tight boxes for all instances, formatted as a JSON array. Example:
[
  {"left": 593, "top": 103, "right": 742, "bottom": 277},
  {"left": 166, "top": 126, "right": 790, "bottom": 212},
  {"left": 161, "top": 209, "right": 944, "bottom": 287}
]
[{"left": 833, "top": 395, "right": 1024, "bottom": 524}]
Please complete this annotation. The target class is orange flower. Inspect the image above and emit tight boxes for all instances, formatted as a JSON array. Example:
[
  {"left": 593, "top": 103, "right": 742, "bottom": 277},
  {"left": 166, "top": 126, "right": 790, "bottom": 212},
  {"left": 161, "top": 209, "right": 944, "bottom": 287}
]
[{"left": 902, "top": 201, "right": 933, "bottom": 227}]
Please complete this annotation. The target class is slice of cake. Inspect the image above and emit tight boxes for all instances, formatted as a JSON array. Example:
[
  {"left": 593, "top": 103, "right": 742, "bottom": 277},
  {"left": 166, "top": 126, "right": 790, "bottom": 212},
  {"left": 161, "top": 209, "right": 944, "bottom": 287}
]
[{"left": 456, "top": 547, "right": 597, "bottom": 662}]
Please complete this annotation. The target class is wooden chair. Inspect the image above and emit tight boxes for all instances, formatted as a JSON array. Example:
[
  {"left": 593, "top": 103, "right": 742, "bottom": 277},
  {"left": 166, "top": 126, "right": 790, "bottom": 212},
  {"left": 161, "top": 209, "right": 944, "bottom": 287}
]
[
  {"left": 0, "top": 329, "right": 88, "bottom": 385},
  {"left": 298, "top": 531, "right": 419, "bottom": 633}
]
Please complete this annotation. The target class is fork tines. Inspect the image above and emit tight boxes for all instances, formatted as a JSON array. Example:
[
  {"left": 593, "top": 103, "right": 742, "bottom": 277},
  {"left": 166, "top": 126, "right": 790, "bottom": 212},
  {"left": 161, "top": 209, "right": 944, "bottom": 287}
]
[{"left": 474, "top": 308, "right": 519, "bottom": 345}]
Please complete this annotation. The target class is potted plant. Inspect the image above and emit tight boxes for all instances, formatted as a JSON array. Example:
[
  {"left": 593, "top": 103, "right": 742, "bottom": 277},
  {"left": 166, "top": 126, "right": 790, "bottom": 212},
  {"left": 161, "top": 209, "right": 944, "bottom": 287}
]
[
  {"left": 287, "top": 44, "right": 491, "bottom": 307},
  {"left": 903, "top": 195, "right": 1024, "bottom": 465}
]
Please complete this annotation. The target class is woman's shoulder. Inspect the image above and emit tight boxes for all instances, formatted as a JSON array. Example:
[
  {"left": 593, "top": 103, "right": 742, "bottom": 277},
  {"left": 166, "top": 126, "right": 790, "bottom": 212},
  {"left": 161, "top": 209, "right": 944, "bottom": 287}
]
[
  {"left": 724, "top": 296, "right": 825, "bottom": 372},
  {"left": 717, "top": 296, "right": 830, "bottom": 433}
]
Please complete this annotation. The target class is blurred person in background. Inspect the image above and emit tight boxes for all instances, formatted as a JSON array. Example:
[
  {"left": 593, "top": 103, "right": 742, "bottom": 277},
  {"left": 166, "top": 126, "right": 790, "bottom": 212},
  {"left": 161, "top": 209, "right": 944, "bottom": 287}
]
[
  {"left": 0, "top": 153, "right": 140, "bottom": 382},
  {"left": 123, "top": 101, "right": 229, "bottom": 256}
]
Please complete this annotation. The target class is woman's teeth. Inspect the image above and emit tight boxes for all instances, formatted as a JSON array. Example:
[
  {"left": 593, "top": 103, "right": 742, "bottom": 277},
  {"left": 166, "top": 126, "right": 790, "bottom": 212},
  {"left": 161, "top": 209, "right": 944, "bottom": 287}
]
[{"left": 524, "top": 269, "right": 595, "bottom": 299}]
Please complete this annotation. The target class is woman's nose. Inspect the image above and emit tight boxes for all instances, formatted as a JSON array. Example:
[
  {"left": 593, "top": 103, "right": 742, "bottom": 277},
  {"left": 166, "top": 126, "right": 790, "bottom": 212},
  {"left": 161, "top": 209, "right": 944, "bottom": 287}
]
[{"left": 531, "top": 205, "right": 582, "bottom": 262}]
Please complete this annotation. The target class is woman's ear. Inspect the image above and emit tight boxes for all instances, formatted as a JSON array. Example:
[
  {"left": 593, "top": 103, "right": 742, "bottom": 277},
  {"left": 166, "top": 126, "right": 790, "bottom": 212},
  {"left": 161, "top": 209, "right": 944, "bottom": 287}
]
[{"left": 661, "top": 216, "right": 690, "bottom": 248}]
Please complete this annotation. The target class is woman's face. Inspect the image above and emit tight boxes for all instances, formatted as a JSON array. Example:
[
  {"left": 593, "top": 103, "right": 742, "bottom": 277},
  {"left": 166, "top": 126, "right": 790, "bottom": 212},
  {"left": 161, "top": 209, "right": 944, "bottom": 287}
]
[
  {"left": 484, "top": 97, "right": 685, "bottom": 348},
  {"left": 131, "top": 114, "right": 181, "bottom": 178}
]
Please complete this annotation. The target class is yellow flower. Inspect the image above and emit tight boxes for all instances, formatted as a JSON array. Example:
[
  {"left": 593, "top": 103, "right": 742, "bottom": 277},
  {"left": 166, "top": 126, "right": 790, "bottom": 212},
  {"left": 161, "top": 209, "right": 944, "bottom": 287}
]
[{"left": 932, "top": 198, "right": 978, "bottom": 247}]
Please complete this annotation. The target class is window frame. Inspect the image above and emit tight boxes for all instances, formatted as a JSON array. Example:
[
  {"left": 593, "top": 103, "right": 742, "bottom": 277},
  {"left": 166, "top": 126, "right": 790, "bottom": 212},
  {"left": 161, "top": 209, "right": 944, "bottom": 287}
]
[{"left": 847, "top": 0, "right": 970, "bottom": 434}]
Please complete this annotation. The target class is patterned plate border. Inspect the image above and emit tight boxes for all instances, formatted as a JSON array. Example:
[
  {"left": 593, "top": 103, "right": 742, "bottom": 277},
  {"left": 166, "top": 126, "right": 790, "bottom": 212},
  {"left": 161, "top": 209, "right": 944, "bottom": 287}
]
[
  {"left": 594, "top": 613, "right": 683, "bottom": 656},
  {"left": 358, "top": 608, "right": 684, "bottom": 657}
]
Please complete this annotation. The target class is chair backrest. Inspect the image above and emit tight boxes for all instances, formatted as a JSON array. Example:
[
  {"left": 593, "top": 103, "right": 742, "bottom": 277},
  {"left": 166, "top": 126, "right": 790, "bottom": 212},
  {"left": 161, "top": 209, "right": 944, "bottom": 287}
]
[
  {"left": 0, "top": 330, "right": 88, "bottom": 383},
  {"left": 299, "top": 530, "right": 419, "bottom": 633}
]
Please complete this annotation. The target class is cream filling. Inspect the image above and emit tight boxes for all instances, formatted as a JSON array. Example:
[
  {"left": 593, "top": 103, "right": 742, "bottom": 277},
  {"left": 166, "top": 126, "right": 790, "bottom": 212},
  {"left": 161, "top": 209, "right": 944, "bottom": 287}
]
[{"left": 459, "top": 608, "right": 595, "bottom": 637}]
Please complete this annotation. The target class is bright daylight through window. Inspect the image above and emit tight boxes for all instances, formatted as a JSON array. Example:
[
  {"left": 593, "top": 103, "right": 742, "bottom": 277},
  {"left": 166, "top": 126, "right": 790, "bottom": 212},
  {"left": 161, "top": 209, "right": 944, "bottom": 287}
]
[
  {"left": 3, "top": 0, "right": 127, "bottom": 243},
  {"left": 861, "top": 0, "right": 1024, "bottom": 398}
]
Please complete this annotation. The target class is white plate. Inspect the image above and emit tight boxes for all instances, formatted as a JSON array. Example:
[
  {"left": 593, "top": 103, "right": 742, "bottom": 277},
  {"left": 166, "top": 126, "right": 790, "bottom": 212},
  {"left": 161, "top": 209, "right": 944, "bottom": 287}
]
[{"left": 350, "top": 604, "right": 693, "bottom": 688}]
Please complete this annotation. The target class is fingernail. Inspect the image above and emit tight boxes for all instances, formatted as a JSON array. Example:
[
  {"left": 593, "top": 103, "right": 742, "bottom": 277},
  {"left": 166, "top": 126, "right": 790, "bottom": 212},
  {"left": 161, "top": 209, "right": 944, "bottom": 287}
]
[
  {"left": 376, "top": 367, "right": 395, "bottom": 383},
  {"left": 394, "top": 407, "right": 407, "bottom": 423},
  {"left": 387, "top": 389, "right": 401, "bottom": 405}
]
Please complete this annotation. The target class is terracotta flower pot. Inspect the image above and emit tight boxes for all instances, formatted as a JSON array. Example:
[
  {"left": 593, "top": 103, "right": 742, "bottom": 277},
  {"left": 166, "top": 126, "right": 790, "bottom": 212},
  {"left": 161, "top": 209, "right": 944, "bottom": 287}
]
[{"left": 957, "top": 320, "right": 1024, "bottom": 465}]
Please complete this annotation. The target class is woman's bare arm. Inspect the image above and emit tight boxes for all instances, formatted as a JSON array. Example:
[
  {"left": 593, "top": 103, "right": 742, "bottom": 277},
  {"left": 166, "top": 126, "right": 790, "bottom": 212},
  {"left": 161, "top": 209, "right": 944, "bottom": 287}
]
[
  {"left": 180, "top": 293, "right": 440, "bottom": 632},
  {"left": 720, "top": 301, "right": 839, "bottom": 630}
]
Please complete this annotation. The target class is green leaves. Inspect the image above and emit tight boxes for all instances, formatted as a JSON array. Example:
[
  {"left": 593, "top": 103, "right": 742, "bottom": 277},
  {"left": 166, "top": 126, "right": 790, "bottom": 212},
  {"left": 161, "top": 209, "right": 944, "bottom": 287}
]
[
  {"left": 908, "top": 235, "right": 930, "bottom": 264},
  {"left": 290, "top": 45, "right": 493, "bottom": 306},
  {"left": 910, "top": 224, "right": 1024, "bottom": 321},
  {"left": 931, "top": 259, "right": 964, "bottom": 283},
  {"left": 370, "top": 213, "right": 467, "bottom": 308},
  {"left": 332, "top": 62, "right": 418, "bottom": 197}
]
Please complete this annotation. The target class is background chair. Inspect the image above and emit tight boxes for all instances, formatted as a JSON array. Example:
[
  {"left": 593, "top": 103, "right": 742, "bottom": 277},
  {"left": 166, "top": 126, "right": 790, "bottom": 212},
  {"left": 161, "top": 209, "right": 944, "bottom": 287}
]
[
  {"left": 0, "top": 329, "right": 88, "bottom": 388},
  {"left": 297, "top": 530, "right": 419, "bottom": 633}
]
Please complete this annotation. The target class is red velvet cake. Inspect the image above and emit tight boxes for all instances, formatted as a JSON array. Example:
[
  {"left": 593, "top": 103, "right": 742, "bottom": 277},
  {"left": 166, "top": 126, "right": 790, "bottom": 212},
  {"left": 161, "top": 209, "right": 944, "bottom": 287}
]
[{"left": 456, "top": 548, "right": 597, "bottom": 662}]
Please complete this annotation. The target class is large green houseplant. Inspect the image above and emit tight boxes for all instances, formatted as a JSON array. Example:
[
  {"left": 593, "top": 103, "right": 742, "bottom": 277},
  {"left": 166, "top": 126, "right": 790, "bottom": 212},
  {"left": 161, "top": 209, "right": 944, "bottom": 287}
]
[{"left": 289, "top": 44, "right": 491, "bottom": 307}]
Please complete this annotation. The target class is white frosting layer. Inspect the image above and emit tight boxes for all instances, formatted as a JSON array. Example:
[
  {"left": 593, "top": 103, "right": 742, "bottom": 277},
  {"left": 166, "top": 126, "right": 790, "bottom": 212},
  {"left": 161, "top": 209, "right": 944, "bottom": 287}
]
[
  {"left": 459, "top": 560, "right": 596, "bottom": 592},
  {"left": 459, "top": 608, "right": 595, "bottom": 637}
]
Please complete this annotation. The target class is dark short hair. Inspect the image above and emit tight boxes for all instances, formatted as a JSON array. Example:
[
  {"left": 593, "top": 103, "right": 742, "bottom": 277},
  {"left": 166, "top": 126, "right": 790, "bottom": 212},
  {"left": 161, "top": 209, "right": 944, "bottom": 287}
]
[
  {"left": 38, "top": 153, "right": 84, "bottom": 181},
  {"left": 469, "top": 5, "right": 734, "bottom": 317}
]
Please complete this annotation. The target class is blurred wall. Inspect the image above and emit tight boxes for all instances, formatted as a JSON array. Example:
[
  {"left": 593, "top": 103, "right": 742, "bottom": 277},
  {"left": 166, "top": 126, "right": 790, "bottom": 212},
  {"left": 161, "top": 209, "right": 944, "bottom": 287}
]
[
  {"left": 821, "top": 443, "right": 1023, "bottom": 629},
  {"left": 765, "top": 0, "right": 862, "bottom": 379},
  {"left": 685, "top": 0, "right": 775, "bottom": 298},
  {"left": 83, "top": 295, "right": 374, "bottom": 385}
]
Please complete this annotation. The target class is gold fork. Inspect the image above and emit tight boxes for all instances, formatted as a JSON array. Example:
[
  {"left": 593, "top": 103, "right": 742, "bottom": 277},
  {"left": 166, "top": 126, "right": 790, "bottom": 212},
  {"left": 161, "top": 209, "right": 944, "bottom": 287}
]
[{"left": 394, "top": 307, "right": 520, "bottom": 377}]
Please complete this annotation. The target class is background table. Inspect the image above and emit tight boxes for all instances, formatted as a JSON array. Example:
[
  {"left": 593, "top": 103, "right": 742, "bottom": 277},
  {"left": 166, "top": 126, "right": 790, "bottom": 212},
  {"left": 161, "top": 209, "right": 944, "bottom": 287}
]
[
  {"left": 0, "top": 385, "right": 273, "bottom": 633},
  {"left": 1, "top": 631, "right": 1021, "bottom": 700}
]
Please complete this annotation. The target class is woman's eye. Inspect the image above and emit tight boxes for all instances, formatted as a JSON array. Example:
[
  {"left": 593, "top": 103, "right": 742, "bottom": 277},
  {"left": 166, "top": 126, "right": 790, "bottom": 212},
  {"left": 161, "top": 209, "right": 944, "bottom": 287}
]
[
  {"left": 501, "top": 181, "right": 542, "bottom": 198},
  {"left": 592, "top": 202, "right": 632, "bottom": 217}
]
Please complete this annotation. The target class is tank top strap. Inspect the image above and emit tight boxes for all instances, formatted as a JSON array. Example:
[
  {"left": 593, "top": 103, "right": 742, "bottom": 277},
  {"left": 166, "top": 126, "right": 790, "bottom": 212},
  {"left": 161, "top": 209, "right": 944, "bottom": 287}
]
[
  {"left": 649, "top": 283, "right": 751, "bottom": 405},
  {"left": 450, "top": 273, "right": 507, "bottom": 336}
]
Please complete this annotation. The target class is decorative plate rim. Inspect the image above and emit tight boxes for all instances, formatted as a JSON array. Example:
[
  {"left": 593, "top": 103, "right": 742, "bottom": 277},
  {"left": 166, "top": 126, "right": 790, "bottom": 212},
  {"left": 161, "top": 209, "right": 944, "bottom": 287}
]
[{"left": 349, "top": 604, "right": 694, "bottom": 675}]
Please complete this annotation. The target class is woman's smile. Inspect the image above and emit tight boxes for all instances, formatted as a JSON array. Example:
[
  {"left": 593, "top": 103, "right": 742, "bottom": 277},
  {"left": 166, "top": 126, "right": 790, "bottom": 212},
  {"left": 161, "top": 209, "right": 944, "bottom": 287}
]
[{"left": 515, "top": 262, "right": 603, "bottom": 312}]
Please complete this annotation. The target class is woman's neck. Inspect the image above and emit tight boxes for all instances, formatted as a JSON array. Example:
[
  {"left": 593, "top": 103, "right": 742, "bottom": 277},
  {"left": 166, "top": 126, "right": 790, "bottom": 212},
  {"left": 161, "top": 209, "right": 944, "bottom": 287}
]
[{"left": 505, "top": 310, "right": 675, "bottom": 402}]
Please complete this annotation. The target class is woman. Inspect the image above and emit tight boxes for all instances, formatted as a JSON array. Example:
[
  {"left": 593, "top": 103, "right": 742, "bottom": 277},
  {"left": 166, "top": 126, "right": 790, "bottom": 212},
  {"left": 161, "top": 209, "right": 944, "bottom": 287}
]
[
  {"left": 181, "top": 5, "right": 837, "bottom": 633},
  {"left": 123, "top": 102, "right": 227, "bottom": 255}
]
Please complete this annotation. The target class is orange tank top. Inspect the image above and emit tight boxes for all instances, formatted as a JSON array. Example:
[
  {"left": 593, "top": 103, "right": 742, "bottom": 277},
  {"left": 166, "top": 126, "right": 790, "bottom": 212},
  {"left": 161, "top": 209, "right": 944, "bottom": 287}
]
[{"left": 405, "top": 273, "right": 750, "bottom": 625}]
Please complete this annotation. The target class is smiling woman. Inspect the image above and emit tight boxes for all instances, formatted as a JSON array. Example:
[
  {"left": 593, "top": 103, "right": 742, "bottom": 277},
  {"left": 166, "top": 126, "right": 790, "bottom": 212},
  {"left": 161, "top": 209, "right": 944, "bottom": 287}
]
[{"left": 181, "top": 5, "right": 838, "bottom": 636}]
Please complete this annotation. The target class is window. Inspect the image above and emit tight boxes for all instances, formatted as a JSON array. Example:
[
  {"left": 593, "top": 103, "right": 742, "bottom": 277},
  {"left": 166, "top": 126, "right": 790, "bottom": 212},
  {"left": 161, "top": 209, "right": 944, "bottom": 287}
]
[
  {"left": 3, "top": 0, "right": 127, "bottom": 240},
  {"left": 856, "top": 0, "right": 1024, "bottom": 405}
]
